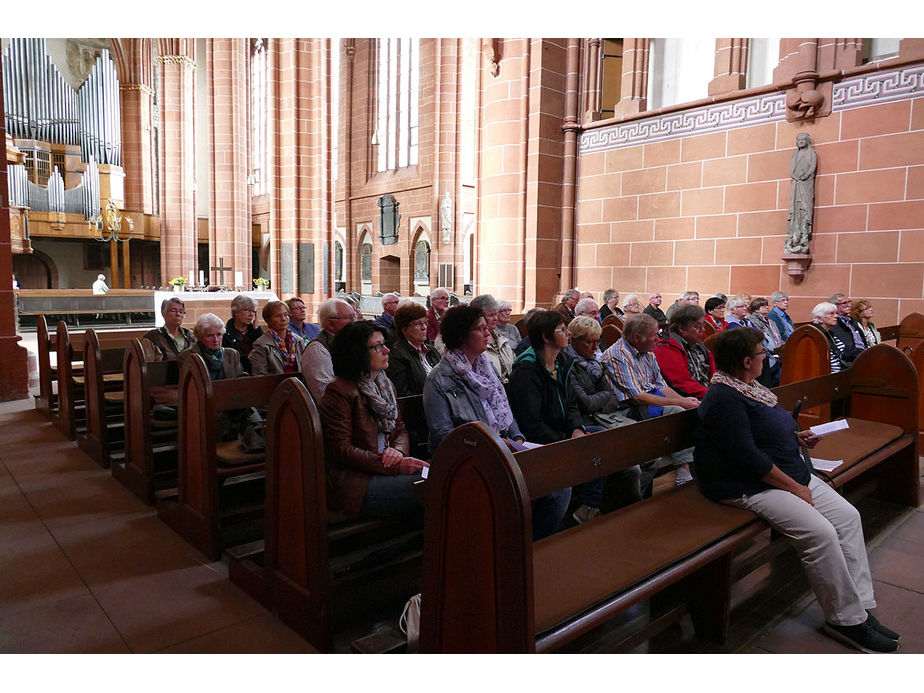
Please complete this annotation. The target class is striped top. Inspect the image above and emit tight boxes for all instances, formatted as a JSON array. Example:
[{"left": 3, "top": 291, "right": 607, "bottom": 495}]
[{"left": 603, "top": 337, "right": 666, "bottom": 402}]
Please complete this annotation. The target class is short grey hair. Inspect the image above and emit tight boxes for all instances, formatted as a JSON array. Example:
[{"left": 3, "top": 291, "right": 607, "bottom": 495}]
[
  {"left": 603, "top": 289, "right": 618, "bottom": 303},
  {"left": 382, "top": 292, "right": 400, "bottom": 304},
  {"left": 318, "top": 298, "right": 352, "bottom": 325},
  {"left": 812, "top": 302, "right": 837, "bottom": 320},
  {"left": 193, "top": 313, "right": 225, "bottom": 339},
  {"left": 574, "top": 297, "right": 599, "bottom": 316},
  {"left": 160, "top": 296, "right": 185, "bottom": 316},
  {"left": 470, "top": 294, "right": 499, "bottom": 312},
  {"left": 622, "top": 293, "right": 639, "bottom": 308},
  {"left": 828, "top": 292, "right": 846, "bottom": 304},
  {"left": 726, "top": 296, "right": 749, "bottom": 314},
  {"left": 497, "top": 299, "right": 511, "bottom": 311},
  {"left": 771, "top": 291, "right": 788, "bottom": 304},
  {"left": 563, "top": 288, "right": 580, "bottom": 300},
  {"left": 430, "top": 287, "right": 450, "bottom": 300},
  {"left": 230, "top": 294, "right": 257, "bottom": 314},
  {"left": 622, "top": 313, "right": 658, "bottom": 339},
  {"left": 682, "top": 291, "right": 700, "bottom": 301}
]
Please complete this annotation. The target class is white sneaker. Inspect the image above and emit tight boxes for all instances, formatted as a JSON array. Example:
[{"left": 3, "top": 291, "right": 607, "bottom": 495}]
[{"left": 572, "top": 505, "right": 601, "bottom": 524}]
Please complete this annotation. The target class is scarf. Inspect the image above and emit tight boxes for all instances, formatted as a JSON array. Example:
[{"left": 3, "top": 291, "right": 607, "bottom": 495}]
[
  {"left": 444, "top": 348, "right": 514, "bottom": 434},
  {"left": 199, "top": 345, "right": 226, "bottom": 381},
  {"left": 270, "top": 329, "right": 298, "bottom": 369},
  {"left": 710, "top": 370, "right": 777, "bottom": 407},
  {"left": 357, "top": 370, "right": 399, "bottom": 434},
  {"left": 564, "top": 345, "right": 603, "bottom": 382}
]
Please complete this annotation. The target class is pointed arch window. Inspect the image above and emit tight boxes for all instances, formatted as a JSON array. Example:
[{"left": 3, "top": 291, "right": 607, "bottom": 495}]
[
  {"left": 250, "top": 38, "right": 268, "bottom": 195},
  {"left": 375, "top": 38, "right": 419, "bottom": 172}
]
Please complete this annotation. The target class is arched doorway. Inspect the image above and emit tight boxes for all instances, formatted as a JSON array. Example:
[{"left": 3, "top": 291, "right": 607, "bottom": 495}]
[{"left": 12, "top": 251, "right": 55, "bottom": 289}]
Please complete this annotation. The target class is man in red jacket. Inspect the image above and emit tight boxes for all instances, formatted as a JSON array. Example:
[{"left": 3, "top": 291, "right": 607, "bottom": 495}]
[{"left": 654, "top": 304, "right": 715, "bottom": 399}]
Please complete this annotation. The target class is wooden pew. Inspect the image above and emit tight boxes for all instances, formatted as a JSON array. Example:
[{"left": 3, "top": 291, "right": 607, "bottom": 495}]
[
  {"left": 112, "top": 339, "right": 181, "bottom": 504},
  {"left": 156, "top": 353, "right": 301, "bottom": 560},
  {"left": 601, "top": 323, "right": 622, "bottom": 350},
  {"left": 418, "top": 343, "right": 918, "bottom": 653},
  {"left": 50, "top": 321, "right": 149, "bottom": 439},
  {"left": 602, "top": 314, "right": 623, "bottom": 328},
  {"left": 895, "top": 311, "right": 924, "bottom": 354},
  {"left": 701, "top": 319, "right": 716, "bottom": 339},
  {"left": 77, "top": 329, "right": 136, "bottom": 468},
  {"left": 901, "top": 340, "right": 924, "bottom": 449},
  {"left": 228, "top": 378, "right": 421, "bottom": 652},
  {"left": 34, "top": 314, "right": 72, "bottom": 418}
]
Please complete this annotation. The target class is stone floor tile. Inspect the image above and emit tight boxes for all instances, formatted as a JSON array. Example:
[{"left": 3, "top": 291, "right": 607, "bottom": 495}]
[{"left": 157, "top": 613, "right": 319, "bottom": 654}]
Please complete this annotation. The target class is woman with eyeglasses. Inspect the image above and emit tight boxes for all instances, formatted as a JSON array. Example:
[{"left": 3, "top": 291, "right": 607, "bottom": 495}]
[
  {"left": 850, "top": 299, "right": 881, "bottom": 347},
  {"left": 495, "top": 299, "right": 522, "bottom": 345},
  {"left": 319, "top": 320, "right": 428, "bottom": 519},
  {"left": 248, "top": 300, "right": 306, "bottom": 376},
  {"left": 223, "top": 294, "right": 263, "bottom": 374},
  {"left": 386, "top": 301, "right": 440, "bottom": 397},
  {"left": 694, "top": 327, "right": 899, "bottom": 653},
  {"left": 424, "top": 305, "right": 568, "bottom": 539},
  {"left": 812, "top": 302, "right": 851, "bottom": 372},
  {"left": 144, "top": 297, "right": 194, "bottom": 360}
]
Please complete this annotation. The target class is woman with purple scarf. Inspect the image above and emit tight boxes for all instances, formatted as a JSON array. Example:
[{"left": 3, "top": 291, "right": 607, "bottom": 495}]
[{"left": 423, "top": 304, "right": 569, "bottom": 539}]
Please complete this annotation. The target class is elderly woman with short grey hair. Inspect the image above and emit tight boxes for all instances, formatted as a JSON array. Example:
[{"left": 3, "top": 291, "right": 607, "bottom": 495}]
[
  {"left": 724, "top": 296, "right": 752, "bottom": 329},
  {"left": 470, "top": 293, "right": 515, "bottom": 382},
  {"left": 223, "top": 295, "right": 263, "bottom": 373},
  {"left": 495, "top": 299, "right": 522, "bottom": 345},
  {"left": 188, "top": 313, "right": 245, "bottom": 379},
  {"left": 621, "top": 293, "right": 642, "bottom": 315},
  {"left": 144, "top": 296, "right": 194, "bottom": 360},
  {"left": 812, "top": 301, "right": 851, "bottom": 372}
]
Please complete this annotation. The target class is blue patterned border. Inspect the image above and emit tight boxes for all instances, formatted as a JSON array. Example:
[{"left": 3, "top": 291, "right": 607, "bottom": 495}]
[
  {"left": 832, "top": 63, "right": 924, "bottom": 110},
  {"left": 581, "top": 63, "right": 924, "bottom": 156}
]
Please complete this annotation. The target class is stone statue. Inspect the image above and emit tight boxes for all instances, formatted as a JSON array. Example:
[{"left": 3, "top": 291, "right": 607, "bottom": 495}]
[
  {"left": 784, "top": 133, "right": 817, "bottom": 255},
  {"left": 440, "top": 191, "right": 453, "bottom": 244},
  {"left": 414, "top": 240, "right": 430, "bottom": 282},
  {"left": 361, "top": 243, "right": 373, "bottom": 282}
]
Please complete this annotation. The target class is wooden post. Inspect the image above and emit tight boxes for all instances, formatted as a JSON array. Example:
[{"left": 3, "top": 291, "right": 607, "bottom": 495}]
[
  {"left": 122, "top": 240, "right": 131, "bottom": 288},
  {"left": 110, "top": 239, "right": 120, "bottom": 289}
]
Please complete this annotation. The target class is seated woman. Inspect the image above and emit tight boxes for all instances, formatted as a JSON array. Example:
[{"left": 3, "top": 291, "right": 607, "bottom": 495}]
[
  {"left": 851, "top": 299, "right": 881, "bottom": 347},
  {"left": 222, "top": 294, "right": 263, "bottom": 374},
  {"left": 386, "top": 301, "right": 440, "bottom": 397},
  {"left": 748, "top": 297, "right": 782, "bottom": 387},
  {"left": 703, "top": 296, "right": 727, "bottom": 331},
  {"left": 812, "top": 301, "right": 851, "bottom": 372},
  {"left": 621, "top": 293, "right": 642, "bottom": 315},
  {"left": 509, "top": 310, "right": 609, "bottom": 526},
  {"left": 565, "top": 316, "right": 642, "bottom": 512},
  {"left": 495, "top": 299, "right": 522, "bottom": 345},
  {"left": 724, "top": 295, "right": 751, "bottom": 329},
  {"left": 694, "top": 327, "right": 899, "bottom": 653},
  {"left": 180, "top": 313, "right": 263, "bottom": 452},
  {"left": 319, "top": 321, "right": 428, "bottom": 519},
  {"left": 144, "top": 297, "right": 194, "bottom": 360},
  {"left": 249, "top": 300, "right": 306, "bottom": 376},
  {"left": 423, "top": 305, "right": 568, "bottom": 539},
  {"left": 470, "top": 294, "right": 515, "bottom": 382},
  {"left": 653, "top": 304, "right": 715, "bottom": 399}
]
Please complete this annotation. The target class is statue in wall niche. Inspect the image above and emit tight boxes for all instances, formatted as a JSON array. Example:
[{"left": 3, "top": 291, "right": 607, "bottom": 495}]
[
  {"left": 378, "top": 194, "right": 400, "bottom": 245},
  {"left": 414, "top": 240, "right": 430, "bottom": 283},
  {"left": 440, "top": 191, "right": 453, "bottom": 244},
  {"left": 784, "top": 133, "right": 817, "bottom": 255},
  {"left": 361, "top": 243, "right": 373, "bottom": 282}
]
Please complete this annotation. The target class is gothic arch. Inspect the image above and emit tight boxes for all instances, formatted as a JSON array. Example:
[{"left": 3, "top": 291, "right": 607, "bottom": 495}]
[
  {"left": 13, "top": 249, "right": 58, "bottom": 289},
  {"left": 410, "top": 222, "right": 432, "bottom": 293}
]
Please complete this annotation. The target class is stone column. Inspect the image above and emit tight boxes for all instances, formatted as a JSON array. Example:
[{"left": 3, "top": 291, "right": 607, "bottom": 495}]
[
  {"left": 0, "top": 74, "right": 30, "bottom": 401},
  {"left": 207, "top": 39, "right": 251, "bottom": 286},
  {"left": 157, "top": 40, "right": 198, "bottom": 284},
  {"left": 113, "top": 38, "right": 156, "bottom": 216},
  {"left": 612, "top": 38, "right": 650, "bottom": 119},
  {"left": 709, "top": 38, "right": 748, "bottom": 95}
]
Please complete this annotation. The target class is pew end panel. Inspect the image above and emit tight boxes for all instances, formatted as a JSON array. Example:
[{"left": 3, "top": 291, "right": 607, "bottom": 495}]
[
  {"left": 35, "top": 315, "right": 54, "bottom": 417},
  {"left": 420, "top": 422, "right": 535, "bottom": 653},
  {"left": 896, "top": 311, "right": 924, "bottom": 355},
  {"left": 778, "top": 324, "right": 832, "bottom": 426},
  {"left": 76, "top": 329, "right": 127, "bottom": 469},
  {"left": 52, "top": 320, "right": 81, "bottom": 439}
]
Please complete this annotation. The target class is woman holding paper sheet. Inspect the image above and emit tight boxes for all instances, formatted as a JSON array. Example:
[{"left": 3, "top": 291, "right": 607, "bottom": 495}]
[{"left": 693, "top": 327, "right": 900, "bottom": 653}]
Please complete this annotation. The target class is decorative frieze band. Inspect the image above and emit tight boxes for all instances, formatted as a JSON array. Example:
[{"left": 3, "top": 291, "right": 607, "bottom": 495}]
[
  {"left": 580, "top": 63, "right": 924, "bottom": 155},
  {"left": 831, "top": 63, "right": 924, "bottom": 110},
  {"left": 119, "top": 83, "right": 154, "bottom": 94}
]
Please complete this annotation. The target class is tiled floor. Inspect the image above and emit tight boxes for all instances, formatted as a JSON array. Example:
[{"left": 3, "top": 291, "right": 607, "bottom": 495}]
[{"left": 1, "top": 394, "right": 922, "bottom": 655}]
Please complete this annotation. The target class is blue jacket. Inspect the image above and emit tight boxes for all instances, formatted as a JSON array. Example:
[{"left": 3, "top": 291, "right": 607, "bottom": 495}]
[
  {"left": 422, "top": 356, "right": 524, "bottom": 453},
  {"left": 768, "top": 307, "right": 794, "bottom": 341},
  {"left": 694, "top": 383, "right": 811, "bottom": 501}
]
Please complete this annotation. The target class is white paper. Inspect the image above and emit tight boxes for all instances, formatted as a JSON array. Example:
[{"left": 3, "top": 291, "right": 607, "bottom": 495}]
[
  {"left": 519, "top": 441, "right": 543, "bottom": 449},
  {"left": 811, "top": 458, "right": 843, "bottom": 472},
  {"left": 420, "top": 466, "right": 429, "bottom": 480},
  {"left": 809, "top": 419, "right": 849, "bottom": 437}
]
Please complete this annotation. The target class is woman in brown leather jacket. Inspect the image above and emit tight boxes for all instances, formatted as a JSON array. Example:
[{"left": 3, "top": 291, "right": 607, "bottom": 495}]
[{"left": 318, "top": 320, "right": 428, "bottom": 518}]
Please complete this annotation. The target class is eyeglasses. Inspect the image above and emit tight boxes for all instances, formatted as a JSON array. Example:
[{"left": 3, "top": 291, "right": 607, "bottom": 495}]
[
  {"left": 751, "top": 348, "right": 769, "bottom": 358},
  {"left": 836, "top": 300, "right": 851, "bottom": 306},
  {"left": 408, "top": 319, "right": 428, "bottom": 328},
  {"left": 368, "top": 342, "right": 389, "bottom": 353},
  {"left": 553, "top": 327, "right": 571, "bottom": 335},
  {"left": 498, "top": 309, "right": 512, "bottom": 314},
  {"left": 165, "top": 309, "right": 186, "bottom": 315},
  {"left": 580, "top": 337, "right": 600, "bottom": 345}
]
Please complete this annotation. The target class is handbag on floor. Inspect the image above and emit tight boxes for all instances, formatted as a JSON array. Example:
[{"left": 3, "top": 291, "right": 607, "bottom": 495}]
[{"left": 399, "top": 593, "right": 421, "bottom": 652}]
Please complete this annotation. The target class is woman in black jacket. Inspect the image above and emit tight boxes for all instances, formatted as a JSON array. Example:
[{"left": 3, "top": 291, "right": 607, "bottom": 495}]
[{"left": 385, "top": 302, "right": 440, "bottom": 397}]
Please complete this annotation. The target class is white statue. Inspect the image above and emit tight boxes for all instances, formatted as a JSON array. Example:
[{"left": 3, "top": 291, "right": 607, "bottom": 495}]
[{"left": 440, "top": 191, "right": 453, "bottom": 244}]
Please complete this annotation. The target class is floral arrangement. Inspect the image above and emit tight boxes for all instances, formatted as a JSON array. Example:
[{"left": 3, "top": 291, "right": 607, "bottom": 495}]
[
  {"left": 169, "top": 277, "right": 187, "bottom": 286},
  {"left": 253, "top": 277, "right": 270, "bottom": 289}
]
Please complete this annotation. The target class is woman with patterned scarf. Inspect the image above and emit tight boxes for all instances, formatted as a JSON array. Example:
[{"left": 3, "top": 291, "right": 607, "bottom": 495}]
[
  {"left": 319, "top": 321, "right": 428, "bottom": 518},
  {"left": 423, "top": 305, "right": 569, "bottom": 540},
  {"left": 249, "top": 301, "right": 306, "bottom": 376},
  {"left": 694, "top": 327, "right": 900, "bottom": 654}
]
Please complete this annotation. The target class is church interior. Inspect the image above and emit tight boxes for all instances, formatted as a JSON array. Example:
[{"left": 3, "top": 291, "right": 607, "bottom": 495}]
[{"left": 1, "top": 29, "right": 923, "bottom": 668}]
